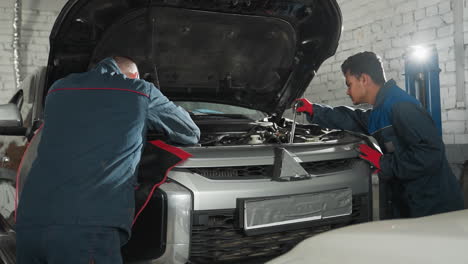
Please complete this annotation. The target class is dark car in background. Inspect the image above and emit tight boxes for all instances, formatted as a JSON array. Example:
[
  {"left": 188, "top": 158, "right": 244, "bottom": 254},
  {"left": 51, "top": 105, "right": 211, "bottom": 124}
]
[{"left": 0, "top": 0, "right": 374, "bottom": 263}]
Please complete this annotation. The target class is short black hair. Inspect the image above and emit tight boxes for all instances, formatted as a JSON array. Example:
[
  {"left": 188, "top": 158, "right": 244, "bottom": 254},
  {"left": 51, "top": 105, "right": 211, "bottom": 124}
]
[{"left": 341, "top": 51, "right": 386, "bottom": 85}]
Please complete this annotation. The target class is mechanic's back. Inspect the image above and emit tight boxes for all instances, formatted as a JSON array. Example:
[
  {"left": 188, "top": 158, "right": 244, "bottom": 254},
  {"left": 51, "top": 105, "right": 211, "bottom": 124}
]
[{"left": 16, "top": 57, "right": 200, "bottom": 264}]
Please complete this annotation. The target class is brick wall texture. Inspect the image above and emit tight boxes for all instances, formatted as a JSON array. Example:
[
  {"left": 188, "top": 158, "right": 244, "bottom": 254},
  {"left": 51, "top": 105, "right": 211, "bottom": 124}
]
[
  {"left": 0, "top": 1, "right": 58, "bottom": 103},
  {"left": 0, "top": 1, "right": 60, "bottom": 153},
  {"left": 0, "top": 0, "right": 467, "bottom": 144},
  {"left": 306, "top": 0, "right": 468, "bottom": 145}
]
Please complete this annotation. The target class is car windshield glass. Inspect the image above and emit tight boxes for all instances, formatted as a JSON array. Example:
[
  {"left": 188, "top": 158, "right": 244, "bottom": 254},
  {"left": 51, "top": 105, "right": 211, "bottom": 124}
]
[{"left": 175, "top": 101, "right": 267, "bottom": 120}]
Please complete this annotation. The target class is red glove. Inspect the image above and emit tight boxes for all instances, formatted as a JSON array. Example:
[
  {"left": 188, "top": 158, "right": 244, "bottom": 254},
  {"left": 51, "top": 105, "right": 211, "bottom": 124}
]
[
  {"left": 358, "top": 144, "right": 382, "bottom": 173},
  {"left": 294, "top": 98, "right": 314, "bottom": 116}
]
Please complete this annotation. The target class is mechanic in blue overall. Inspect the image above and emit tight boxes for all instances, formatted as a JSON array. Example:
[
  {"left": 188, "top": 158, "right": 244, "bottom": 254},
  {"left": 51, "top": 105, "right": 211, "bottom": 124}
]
[
  {"left": 15, "top": 56, "right": 200, "bottom": 264},
  {"left": 295, "top": 51, "right": 464, "bottom": 219}
]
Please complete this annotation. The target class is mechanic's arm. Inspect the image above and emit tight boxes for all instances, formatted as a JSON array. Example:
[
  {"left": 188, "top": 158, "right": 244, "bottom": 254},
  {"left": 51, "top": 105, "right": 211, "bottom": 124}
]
[
  {"left": 146, "top": 85, "right": 200, "bottom": 145},
  {"left": 379, "top": 102, "right": 443, "bottom": 181},
  {"left": 295, "top": 98, "right": 370, "bottom": 133},
  {"left": 311, "top": 104, "right": 371, "bottom": 133}
]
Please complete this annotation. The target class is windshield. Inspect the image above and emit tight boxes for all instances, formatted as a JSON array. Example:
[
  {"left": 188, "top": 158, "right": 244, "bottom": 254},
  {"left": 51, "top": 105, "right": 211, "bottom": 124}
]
[{"left": 176, "top": 101, "right": 267, "bottom": 120}]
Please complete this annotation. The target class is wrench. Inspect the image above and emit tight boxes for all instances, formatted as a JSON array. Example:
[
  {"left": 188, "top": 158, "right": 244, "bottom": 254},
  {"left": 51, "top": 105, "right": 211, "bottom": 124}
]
[{"left": 289, "top": 102, "right": 299, "bottom": 143}]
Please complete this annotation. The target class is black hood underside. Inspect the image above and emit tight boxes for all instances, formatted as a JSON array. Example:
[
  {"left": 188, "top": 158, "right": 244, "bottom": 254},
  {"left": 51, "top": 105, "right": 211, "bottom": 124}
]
[{"left": 46, "top": 0, "right": 342, "bottom": 115}]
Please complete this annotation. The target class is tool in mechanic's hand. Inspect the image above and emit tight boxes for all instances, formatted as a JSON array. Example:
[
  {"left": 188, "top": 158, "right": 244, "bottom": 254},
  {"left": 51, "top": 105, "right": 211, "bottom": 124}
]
[
  {"left": 289, "top": 101, "right": 299, "bottom": 143},
  {"left": 295, "top": 98, "right": 314, "bottom": 116}
]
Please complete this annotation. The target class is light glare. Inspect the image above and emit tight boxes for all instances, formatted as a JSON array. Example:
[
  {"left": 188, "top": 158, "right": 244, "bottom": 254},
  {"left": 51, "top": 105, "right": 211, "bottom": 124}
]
[{"left": 411, "top": 45, "right": 429, "bottom": 62}]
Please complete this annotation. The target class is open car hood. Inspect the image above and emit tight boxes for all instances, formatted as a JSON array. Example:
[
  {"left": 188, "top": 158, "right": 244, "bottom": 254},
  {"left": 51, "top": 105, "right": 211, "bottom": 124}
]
[{"left": 45, "top": 0, "right": 342, "bottom": 115}]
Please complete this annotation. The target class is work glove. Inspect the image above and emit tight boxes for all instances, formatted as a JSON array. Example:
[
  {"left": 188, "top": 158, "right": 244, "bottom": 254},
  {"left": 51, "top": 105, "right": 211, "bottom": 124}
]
[
  {"left": 357, "top": 144, "right": 382, "bottom": 173},
  {"left": 294, "top": 98, "right": 314, "bottom": 116}
]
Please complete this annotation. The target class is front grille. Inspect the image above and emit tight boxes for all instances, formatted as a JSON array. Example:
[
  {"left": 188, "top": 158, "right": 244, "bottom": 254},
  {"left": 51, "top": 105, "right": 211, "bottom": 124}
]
[
  {"left": 191, "top": 166, "right": 271, "bottom": 179},
  {"left": 189, "top": 158, "right": 356, "bottom": 180},
  {"left": 189, "top": 194, "right": 369, "bottom": 264},
  {"left": 302, "top": 159, "right": 356, "bottom": 175},
  {"left": 0, "top": 215, "right": 15, "bottom": 264}
]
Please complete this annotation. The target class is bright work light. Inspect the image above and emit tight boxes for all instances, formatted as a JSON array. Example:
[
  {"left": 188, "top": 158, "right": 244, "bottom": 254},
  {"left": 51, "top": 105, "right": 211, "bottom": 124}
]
[{"left": 410, "top": 45, "right": 429, "bottom": 62}]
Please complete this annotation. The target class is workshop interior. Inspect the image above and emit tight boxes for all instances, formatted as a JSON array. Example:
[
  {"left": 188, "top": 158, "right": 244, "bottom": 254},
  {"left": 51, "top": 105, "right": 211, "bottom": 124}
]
[{"left": 0, "top": 0, "right": 467, "bottom": 263}]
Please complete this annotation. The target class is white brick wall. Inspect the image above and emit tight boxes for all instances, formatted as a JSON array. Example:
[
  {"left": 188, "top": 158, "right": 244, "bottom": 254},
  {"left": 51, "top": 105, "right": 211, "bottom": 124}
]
[
  {"left": 306, "top": 0, "right": 468, "bottom": 144},
  {"left": 0, "top": 1, "right": 62, "bottom": 154},
  {"left": 0, "top": 1, "right": 59, "bottom": 104}
]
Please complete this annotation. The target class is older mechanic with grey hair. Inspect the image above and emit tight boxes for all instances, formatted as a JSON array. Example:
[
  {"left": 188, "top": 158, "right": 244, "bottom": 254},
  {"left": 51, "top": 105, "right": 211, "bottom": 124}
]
[
  {"left": 16, "top": 56, "right": 200, "bottom": 264},
  {"left": 295, "top": 51, "right": 463, "bottom": 219}
]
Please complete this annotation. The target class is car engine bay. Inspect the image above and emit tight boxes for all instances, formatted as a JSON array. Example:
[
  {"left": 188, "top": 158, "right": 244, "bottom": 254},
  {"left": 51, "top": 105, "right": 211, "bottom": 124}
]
[{"left": 148, "top": 113, "right": 347, "bottom": 147}]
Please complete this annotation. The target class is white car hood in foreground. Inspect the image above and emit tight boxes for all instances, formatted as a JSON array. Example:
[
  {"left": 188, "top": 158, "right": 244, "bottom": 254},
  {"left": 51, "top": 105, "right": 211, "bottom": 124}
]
[{"left": 268, "top": 209, "right": 468, "bottom": 264}]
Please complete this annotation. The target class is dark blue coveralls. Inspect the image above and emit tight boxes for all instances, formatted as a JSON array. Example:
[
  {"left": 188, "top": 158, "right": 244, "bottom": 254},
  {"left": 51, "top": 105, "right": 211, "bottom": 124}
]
[
  {"left": 16, "top": 58, "right": 200, "bottom": 263},
  {"left": 310, "top": 79, "right": 464, "bottom": 218}
]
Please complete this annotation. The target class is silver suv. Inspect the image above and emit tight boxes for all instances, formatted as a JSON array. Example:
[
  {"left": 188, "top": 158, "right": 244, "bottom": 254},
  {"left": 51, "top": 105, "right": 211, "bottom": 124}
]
[{"left": 0, "top": 0, "right": 373, "bottom": 263}]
